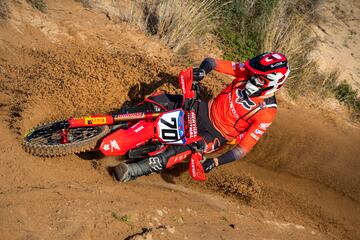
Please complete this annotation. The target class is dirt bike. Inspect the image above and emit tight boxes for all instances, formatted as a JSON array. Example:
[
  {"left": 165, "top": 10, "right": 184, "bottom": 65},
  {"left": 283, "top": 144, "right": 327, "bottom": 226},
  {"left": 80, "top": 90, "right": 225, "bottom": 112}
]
[{"left": 23, "top": 67, "right": 207, "bottom": 181}]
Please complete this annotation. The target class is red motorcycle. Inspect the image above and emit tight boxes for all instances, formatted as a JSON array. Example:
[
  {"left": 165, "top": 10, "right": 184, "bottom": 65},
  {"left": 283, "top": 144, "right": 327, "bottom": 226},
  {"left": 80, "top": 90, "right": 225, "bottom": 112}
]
[{"left": 23, "top": 68, "right": 207, "bottom": 181}]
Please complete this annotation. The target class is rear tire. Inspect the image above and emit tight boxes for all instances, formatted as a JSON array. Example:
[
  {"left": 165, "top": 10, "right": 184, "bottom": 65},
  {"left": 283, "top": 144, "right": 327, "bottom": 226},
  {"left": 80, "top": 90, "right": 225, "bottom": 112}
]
[{"left": 23, "top": 120, "right": 110, "bottom": 157}]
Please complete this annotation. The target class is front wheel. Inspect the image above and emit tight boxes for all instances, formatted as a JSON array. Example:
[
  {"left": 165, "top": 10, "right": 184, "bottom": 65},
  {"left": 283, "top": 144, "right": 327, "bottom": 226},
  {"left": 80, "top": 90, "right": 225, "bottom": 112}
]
[{"left": 23, "top": 120, "right": 110, "bottom": 157}]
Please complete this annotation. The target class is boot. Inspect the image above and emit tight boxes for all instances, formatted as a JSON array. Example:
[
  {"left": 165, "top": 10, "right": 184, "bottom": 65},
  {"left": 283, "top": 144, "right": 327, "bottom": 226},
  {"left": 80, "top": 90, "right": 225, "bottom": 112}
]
[{"left": 114, "top": 156, "right": 165, "bottom": 182}]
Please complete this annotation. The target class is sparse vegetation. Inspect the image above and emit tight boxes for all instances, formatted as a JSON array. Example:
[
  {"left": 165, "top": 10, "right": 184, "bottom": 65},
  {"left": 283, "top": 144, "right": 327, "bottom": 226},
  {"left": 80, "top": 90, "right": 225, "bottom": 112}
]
[
  {"left": 148, "top": 0, "right": 222, "bottom": 51},
  {"left": 261, "top": 0, "right": 319, "bottom": 96},
  {"left": 81, "top": 0, "right": 222, "bottom": 52},
  {"left": 217, "top": 0, "right": 278, "bottom": 61},
  {"left": 111, "top": 212, "right": 131, "bottom": 223},
  {"left": 75, "top": 0, "right": 92, "bottom": 8},
  {"left": 0, "top": 0, "right": 10, "bottom": 20},
  {"left": 333, "top": 82, "right": 360, "bottom": 118},
  {"left": 26, "top": 0, "right": 47, "bottom": 13},
  {"left": 124, "top": 0, "right": 223, "bottom": 52}
]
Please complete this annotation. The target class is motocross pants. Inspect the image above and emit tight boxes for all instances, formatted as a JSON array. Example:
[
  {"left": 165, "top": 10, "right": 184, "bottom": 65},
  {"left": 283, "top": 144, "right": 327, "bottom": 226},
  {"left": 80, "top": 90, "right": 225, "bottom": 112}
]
[{"left": 122, "top": 94, "right": 226, "bottom": 176}]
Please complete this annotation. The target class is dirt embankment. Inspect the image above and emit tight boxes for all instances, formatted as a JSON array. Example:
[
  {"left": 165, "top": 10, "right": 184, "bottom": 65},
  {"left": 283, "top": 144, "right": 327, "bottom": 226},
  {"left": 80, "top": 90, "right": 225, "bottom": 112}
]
[
  {"left": 312, "top": 0, "right": 360, "bottom": 92},
  {"left": 0, "top": 1, "right": 359, "bottom": 240}
]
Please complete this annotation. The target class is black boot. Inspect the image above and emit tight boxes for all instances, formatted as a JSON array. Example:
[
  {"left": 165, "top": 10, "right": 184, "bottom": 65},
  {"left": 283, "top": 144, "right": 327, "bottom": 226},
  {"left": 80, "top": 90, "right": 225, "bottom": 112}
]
[{"left": 114, "top": 156, "right": 166, "bottom": 182}]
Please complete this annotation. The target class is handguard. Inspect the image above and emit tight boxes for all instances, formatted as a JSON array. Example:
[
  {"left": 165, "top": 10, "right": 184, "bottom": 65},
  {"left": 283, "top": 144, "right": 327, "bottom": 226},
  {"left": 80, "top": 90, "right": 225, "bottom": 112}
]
[
  {"left": 178, "top": 67, "right": 206, "bottom": 181},
  {"left": 189, "top": 152, "right": 206, "bottom": 181},
  {"left": 178, "top": 67, "right": 195, "bottom": 99}
]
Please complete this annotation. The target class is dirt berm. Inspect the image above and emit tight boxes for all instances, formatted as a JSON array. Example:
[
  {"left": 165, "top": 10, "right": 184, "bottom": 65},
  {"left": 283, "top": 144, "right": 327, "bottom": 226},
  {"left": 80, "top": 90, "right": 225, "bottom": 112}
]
[{"left": 0, "top": 1, "right": 359, "bottom": 240}]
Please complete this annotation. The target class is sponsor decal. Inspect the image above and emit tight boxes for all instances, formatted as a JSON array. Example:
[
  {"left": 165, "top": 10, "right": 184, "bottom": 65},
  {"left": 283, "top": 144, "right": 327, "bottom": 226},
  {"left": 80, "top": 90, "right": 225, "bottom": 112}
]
[
  {"left": 255, "top": 129, "right": 263, "bottom": 135},
  {"left": 180, "top": 74, "right": 186, "bottom": 95},
  {"left": 259, "top": 123, "right": 271, "bottom": 130},
  {"left": 272, "top": 53, "right": 282, "bottom": 59},
  {"left": 232, "top": 62, "right": 244, "bottom": 70},
  {"left": 171, "top": 152, "right": 190, "bottom": 165},
  {"left": 271, "top": 61, "right": 285, "bottom": 68},
  {"left": 264, "top": 57, "right": 272, "bottom": 62},
  {"left": 250, "top": 133, "right": 260, "bottom": 141},
  {"left": 110, "top": 139, "right": 120, "bottom": 152},
  {"left": 148, "top": 157, "right": 163, "bottom": 171},
  {"left": 102, "top": 144, "right": 110, "bottom": 151},
  {"left": 235, "top": 89, "right": 256, "bottom": 110},
  {"left": 85, "top": 117, "right": 107, "bottom": 125},
  {"left": 188, "top": 110, "right": 198, "bottom": 138},
  {"left": 228, "top": 92, "right": 239, "bottom": 119},
  {"left": 237, "top": 133, "right": 245, "bottom": 142},
  {"left": 134, "top": 125, "right": 144, "bottom": 133},
  {"left": 154, "top": 105, "right": 162, "bottom": 112},
  {"left": 204, "top": 161, "right": 215, "bottom": 172},
  {"left": 117, "top": 112, "right": 144, "bottom": 120},
  {"left": 231, "top": 62, "right": 237, "bottom": 70},
  {"left": 191, "top": 159, "right": 196, "bottom": 176}
]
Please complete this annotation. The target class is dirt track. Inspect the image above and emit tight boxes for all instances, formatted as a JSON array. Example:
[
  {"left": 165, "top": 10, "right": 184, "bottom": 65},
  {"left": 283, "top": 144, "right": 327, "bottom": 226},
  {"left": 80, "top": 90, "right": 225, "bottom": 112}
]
[{"left": 0, "top": 1, "right": 359, "bottom": 239}]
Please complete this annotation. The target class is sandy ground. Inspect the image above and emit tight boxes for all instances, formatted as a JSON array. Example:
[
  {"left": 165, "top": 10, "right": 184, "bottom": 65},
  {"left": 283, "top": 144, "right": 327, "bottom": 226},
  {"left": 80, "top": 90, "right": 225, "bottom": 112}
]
[
  {"left": 312, "top": 0, "right": 360, "bottom": 92},
  {"left": 0, "top": 1, "right": 359, "bottom": 240}
]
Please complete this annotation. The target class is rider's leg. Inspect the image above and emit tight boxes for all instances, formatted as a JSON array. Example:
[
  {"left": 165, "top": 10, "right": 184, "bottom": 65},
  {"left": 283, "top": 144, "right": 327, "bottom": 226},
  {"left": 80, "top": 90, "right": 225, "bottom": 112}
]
[
  {"left": 114, "top": 144, "right": 193, "bottom": 182},
  {"left": 195, "top": 101, "right": 228, "bottom": 173}
]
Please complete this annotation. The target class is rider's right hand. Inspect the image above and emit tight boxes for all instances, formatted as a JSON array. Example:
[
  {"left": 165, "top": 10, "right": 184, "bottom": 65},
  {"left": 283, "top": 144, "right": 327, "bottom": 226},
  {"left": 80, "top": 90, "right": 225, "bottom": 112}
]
[{"left": 193, "top": 68, "right": 205, "bottom": 82}]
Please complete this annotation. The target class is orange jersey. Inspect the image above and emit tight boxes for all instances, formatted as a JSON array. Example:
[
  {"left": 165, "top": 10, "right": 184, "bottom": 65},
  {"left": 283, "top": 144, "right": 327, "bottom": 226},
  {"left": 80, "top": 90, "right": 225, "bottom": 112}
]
[{"left": 209, "top": 59, "right": 277, "bottom": 153}]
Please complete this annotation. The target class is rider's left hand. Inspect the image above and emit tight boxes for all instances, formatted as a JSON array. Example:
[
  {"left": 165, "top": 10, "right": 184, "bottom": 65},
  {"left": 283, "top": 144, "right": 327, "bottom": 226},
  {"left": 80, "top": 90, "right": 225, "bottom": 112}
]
[
  {"left": 193, "top": 68, "right": 205, "bottom": 82},
  {"left": 201, "top": 157, "right": 217, "bottom": 173}
]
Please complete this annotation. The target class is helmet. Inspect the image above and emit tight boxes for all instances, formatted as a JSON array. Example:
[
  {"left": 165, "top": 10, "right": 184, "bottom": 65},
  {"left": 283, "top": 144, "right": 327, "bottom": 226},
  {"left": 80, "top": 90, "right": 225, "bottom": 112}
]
[{"left": 244, "top": 52, "right": 290, "bottom": 97}]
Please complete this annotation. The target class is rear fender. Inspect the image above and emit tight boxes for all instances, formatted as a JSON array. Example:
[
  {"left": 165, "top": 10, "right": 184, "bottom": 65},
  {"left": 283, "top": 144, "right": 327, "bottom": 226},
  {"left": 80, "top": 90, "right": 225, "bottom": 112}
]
[{"left": 100, "top": 120, "right": 156, "bottom": 156}]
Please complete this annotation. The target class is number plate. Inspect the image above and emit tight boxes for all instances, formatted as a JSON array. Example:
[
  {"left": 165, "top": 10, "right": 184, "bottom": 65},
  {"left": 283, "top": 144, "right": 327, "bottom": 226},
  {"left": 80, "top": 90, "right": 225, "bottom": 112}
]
[{"left": 157, "top": 110, "right": 186, "bottom": 144}]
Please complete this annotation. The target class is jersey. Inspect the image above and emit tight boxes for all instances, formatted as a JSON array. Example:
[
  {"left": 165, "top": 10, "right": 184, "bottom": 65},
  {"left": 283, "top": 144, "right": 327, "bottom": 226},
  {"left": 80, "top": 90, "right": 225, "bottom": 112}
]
[{"left": 208, "top": 59, "right": 277, "bottom": 153}]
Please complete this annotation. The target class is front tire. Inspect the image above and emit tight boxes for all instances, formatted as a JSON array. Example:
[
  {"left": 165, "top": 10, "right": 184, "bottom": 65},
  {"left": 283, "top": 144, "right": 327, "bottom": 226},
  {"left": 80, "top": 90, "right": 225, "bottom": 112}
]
[{"left": 23, "top": 120, "right": 110, "bottom": 157}]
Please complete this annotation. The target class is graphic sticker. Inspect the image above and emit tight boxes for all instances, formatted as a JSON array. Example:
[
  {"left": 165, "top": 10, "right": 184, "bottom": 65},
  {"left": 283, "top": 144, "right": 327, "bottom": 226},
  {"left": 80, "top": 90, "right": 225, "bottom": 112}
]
[
  {"left": 102, "top": 144, "right": 110, "bottom": 152},
  {"left": 110, "top": 140, "right": 120, "bottom": 152},
  {"left": 148, "top": 157, "right": 163, "bottom": 171},
  {"left": 259, "top": 123, "right": 271, "bottom": 130},
  {"left": 235, "top": 89, "right": 256, "bottom": 110}
]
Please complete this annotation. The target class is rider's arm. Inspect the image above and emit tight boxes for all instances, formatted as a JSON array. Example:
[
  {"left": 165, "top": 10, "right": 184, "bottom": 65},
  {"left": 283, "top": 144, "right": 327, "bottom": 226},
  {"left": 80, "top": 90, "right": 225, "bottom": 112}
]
[
  {"left": 204, "top": 113, "right": 276, "bottom": 171},
  {"left": 210, "top": 118, "right": 275, "bottom": 168},
  {"left": 199, "top": 58, "right": 244, "bottom": 77},
  {"left": 202, "top": 145, "right": 246, "bottom": 173}
]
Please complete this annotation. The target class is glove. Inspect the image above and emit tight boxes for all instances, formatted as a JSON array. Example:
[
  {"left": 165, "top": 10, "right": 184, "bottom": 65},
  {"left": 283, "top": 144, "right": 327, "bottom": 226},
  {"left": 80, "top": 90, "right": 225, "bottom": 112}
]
[
  {"left": 201, "top": 157, "right": 216, "bottom": 173},
  {"left": 193, "top": 68, "right": 205, "bottom": 82}
]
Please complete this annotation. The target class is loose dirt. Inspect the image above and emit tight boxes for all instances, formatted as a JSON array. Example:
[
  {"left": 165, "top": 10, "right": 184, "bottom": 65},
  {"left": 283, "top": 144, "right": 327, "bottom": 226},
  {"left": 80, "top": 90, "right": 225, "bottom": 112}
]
[{"left": 0, "top": 1, "right": 359, "bottom": 240}]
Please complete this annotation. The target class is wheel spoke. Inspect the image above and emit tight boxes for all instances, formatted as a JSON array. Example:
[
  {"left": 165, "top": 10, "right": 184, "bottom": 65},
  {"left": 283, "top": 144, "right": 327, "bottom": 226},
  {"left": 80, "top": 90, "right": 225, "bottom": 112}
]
[{"left": 25, "top": 121, "right": 105, "bottom": 146}]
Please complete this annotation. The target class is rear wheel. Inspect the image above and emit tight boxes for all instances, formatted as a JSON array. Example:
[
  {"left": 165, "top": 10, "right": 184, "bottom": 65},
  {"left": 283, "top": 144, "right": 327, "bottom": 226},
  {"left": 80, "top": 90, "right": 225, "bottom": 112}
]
[{"left": 23, "top": 120, "right": 110, "bottom": 157}]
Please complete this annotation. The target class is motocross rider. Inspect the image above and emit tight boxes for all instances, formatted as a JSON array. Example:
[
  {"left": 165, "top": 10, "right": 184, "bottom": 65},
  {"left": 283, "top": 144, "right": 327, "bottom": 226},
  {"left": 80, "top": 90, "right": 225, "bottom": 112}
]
[{"left": 114, "top": 52, "right": 290, "bottom": 182}]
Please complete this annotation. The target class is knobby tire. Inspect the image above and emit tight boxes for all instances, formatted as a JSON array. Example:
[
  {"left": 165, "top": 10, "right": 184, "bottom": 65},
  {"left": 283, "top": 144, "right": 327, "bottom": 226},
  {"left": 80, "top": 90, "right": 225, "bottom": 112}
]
[{"left": 23, "top": 120, "right": 110, "bottom": 157}]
